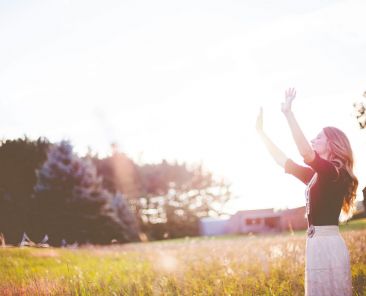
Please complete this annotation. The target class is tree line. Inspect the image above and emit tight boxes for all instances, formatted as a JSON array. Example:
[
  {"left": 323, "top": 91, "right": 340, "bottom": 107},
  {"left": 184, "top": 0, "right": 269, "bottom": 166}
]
[{"left": 0, "top": 138, "right": 231, "bottom": 246}]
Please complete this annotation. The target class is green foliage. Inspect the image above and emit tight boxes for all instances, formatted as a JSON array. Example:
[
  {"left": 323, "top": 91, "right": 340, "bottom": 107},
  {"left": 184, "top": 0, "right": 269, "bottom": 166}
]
[
  {"left": 111, "top": 192, "right": 140, "bottom": 242},
  {"left": 93, "top": 149, "right": 232, "bottom": 241},
  {"left": 0, "top": 137, "right": 50, "bottom": 244},
  {"left": 34, "top": 141, "right": 139, "bottom": 245},
  {"left": 340, "top": 218, "right": 366, "bottom": 231},
  {"left": 136, "top": 162, "right": 231, "bottom": 240},
  {"left": 0, "top": 137, "right": 231, "bottom": 245}
]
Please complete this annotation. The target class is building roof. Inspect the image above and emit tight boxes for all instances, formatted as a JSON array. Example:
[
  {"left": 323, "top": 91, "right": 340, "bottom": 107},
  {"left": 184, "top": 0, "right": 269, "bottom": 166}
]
[
  {"left": 233, "top": 208, "right": 281, "bottom": 219},
  {"left": 200, "top": 216, "right": 230, "bottom": 222}
]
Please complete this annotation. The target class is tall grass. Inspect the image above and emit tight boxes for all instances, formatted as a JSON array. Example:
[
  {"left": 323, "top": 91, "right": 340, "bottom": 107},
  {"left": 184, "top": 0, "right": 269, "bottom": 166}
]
[{"left": 1, "top": 220, "right": 365, "bottom": 295}]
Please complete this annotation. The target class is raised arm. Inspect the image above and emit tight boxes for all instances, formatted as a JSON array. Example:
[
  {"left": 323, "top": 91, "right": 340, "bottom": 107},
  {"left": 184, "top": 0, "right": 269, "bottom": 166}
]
[
  {"left": 256, "top": 106, "right": 315, "bottom": 184},
  {"left": 256, "top": 107, "right": 288, "bottom": 168},
  {"left": 281, "top": 88, "right": 315, "bottom": 163}
]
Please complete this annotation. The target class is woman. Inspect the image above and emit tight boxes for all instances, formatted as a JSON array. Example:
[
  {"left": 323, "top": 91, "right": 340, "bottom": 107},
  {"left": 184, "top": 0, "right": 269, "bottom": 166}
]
[{"left": 256, "top": 88, "right": 357, "bottom": 296}]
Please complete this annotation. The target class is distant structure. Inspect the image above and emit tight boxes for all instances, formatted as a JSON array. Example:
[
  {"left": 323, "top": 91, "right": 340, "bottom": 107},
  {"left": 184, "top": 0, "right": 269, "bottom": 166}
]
[
  {"left": 280, "top": 207, "right": 308, "bottom": 231},
  {"left": 199, "top": 217, "right": 230, "bottom": 236},
  {"left": 19, "top": 232, "right": 36, "bottom": 247},
  {"left": 200, "top": 206, "right": 307, "bottom": 236},
  {"left": 355, "top": 200, "right": 365, "bottom": 214},
  {"left": 349, "top": 200, "right": 366, "bottom": 220}
]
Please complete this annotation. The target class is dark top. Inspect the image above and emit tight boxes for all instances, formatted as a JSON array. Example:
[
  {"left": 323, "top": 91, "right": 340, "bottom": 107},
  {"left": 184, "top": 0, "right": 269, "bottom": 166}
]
[{"left": 285, "top": 151, "right": 350, "bottom": 226}]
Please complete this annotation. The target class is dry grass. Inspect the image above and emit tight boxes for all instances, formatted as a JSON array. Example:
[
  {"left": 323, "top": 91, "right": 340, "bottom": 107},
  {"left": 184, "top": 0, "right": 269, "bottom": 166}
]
[{"left": 1, "top": 221, "right": 366, "bottom": 295}]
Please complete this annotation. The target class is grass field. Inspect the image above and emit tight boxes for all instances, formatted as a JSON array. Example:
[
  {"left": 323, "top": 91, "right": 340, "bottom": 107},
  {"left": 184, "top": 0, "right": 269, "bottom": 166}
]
[{"left": 1, "top": 219, "right": 366, "bottom": 296}]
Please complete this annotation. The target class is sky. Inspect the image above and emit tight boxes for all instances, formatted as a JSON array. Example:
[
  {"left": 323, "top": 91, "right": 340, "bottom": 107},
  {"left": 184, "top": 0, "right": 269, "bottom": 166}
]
[{"left": 1, "top": 0, "right": 366, "bottom": 213}]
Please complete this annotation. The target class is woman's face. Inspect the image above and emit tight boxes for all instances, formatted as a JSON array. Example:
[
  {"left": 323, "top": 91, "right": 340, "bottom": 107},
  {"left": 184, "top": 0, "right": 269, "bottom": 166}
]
[{"left": 311, "top": 130, "right": 329, "bottom": 158}]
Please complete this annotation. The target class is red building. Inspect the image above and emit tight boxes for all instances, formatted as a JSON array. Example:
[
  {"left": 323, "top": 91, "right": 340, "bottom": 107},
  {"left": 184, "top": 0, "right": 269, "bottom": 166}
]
[
  {"left": 225, "top": 206, "right": 307, "bottom": 234},
  {"left": 199, "top": 206, "right": 308, "bottom": 236},
  {"left": 280, "top": 206, "right": 308, "bottom": 231}
]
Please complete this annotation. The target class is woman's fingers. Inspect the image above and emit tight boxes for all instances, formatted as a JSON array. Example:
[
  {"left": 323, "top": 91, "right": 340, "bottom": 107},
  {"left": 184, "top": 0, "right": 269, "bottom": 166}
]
[{"left": 285, "top": 88, "right": 296, "bottom": 100}]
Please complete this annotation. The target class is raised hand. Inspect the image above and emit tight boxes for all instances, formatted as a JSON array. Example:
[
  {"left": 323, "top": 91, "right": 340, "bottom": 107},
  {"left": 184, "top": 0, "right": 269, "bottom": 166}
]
[
  {"left": 256, "top": 107, "right": 263, "bottom": 133},
  {"left": 281, "top": 88, "right": 296, "bottom": 114}
]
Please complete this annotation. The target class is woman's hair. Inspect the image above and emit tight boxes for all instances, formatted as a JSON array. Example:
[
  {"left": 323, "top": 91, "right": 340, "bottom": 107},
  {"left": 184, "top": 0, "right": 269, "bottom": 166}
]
[{"left": 323, "top": 127, "right": 358, "bottom": 215}]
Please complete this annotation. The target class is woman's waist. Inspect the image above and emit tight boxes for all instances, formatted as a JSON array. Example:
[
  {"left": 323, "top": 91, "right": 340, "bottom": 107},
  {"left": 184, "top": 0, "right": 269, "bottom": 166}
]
[{"left": 310, "top": 225, "right": 340, "bottom": 236}]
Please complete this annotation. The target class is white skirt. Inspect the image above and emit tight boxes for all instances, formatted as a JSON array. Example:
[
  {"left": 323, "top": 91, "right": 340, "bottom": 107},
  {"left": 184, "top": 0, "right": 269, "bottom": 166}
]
[{"left": 305, "top": 225, "right": 352, "bottom": 296}]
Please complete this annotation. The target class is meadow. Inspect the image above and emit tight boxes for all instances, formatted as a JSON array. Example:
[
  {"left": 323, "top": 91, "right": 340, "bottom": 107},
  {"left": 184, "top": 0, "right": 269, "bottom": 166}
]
[{"left": 1, "top": 219, "right": 366, "bottom": 296}]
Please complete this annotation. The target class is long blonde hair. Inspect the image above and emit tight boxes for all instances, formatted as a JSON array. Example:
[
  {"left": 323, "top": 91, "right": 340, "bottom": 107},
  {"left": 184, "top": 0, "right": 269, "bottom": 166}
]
[{"left": 323, "top": 127, "right": 358, "bottom": 215}]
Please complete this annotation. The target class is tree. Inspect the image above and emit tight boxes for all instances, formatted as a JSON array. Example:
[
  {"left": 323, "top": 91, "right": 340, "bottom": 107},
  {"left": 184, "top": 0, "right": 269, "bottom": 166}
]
[
  {"left": 354, "top": 91, "right": 366, "bottom": 128},
  {"left": 354, "top": 90, "right": 366, "bottom": 216},
  {"left": 111, "top": 192, "right": 141, "bottom": 242},
  {"left": 137, "top": 162, "right": 232, "bottom": 240},
  {"left": 34, "top": 140, "right": 139, "bottom": 245},
  {"left": 88, "top": 146, "right": 232, "bottom": 240},
  {"left": 91, "top": 146, "right": 143, "bottom": 201},
  {"left": 0, "top": 137, "right": 50, "bottom": 244}
]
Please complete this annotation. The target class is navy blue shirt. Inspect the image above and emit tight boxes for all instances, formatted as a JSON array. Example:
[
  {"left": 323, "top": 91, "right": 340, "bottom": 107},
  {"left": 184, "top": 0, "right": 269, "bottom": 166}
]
[{"left": 285, "top": 152, "right": 350, "bottom": 226}]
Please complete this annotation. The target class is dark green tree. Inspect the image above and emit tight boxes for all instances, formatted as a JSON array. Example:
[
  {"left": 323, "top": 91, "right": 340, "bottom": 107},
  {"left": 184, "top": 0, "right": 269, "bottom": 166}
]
[
  {"left": 0, "top": 137, "right": 50, "bottom": 244},
  {"left": 34, "top": 141, "right": 139, "bottom": 245}
]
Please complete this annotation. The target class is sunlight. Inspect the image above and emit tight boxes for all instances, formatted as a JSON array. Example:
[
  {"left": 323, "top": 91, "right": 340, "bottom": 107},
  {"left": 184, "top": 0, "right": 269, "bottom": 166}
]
[
  {"left": 1, "top": 0, "right": 366, "bottom": 212},
  {"left": 155, "top": 253, "right": 179, "bottom": 274}
]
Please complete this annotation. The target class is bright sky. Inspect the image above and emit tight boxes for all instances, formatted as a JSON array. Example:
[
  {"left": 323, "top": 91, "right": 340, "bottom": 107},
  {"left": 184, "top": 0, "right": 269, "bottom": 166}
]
[{"left": 1, "top": 0, "right": 366, "bottom": 213}]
